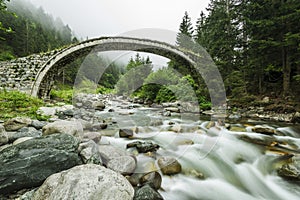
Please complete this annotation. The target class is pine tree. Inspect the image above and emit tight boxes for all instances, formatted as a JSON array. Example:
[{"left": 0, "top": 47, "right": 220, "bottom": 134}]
[{"left": 176, "top": 11, "right": 194, "bottom": 48}]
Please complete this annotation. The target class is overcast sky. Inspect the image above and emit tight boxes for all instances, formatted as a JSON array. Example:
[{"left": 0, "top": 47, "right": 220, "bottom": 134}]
[
  {"left": 28, "top": 0, "right": 210, "bottom": 39},
  {"left": 27, "top": 0, "right": 210, "bottom": 65}
]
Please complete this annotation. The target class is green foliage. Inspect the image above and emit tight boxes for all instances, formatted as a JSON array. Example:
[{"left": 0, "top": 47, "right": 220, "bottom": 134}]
[
  {"left": 155, "top": 87, "right": 177, "bottom": 103},
  {"left": 50, "top": 85, "right": 73, "bottom": 104},
  {"left": 96, "top": 86, "right": 114, "bottom": 94},
  {"left": 0, "top": 89, "right": 44, "bottom": 119},
  {"left": 0, "top": 0, "right": 76, "bottom": 59},
  {"left": 116, "top": 53, "right": 152, "bottom": 95},
  {"left": 176, "top": 11, "right": 194, "bottom": 49}
]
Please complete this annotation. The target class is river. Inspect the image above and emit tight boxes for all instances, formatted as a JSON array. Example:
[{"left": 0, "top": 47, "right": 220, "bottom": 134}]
[{"left": 89, "top": 96, "right": 300, "bottom": 200}]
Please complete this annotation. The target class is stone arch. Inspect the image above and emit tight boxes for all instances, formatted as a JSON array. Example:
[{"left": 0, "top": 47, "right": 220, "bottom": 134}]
[{"left": 31, "top": 36, "right": 225, "bottom": 109}]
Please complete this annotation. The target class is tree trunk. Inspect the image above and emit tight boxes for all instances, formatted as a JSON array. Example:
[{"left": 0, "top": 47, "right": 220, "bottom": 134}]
[{"left": 282, "top": 48, "right": 291, "bottom": 96}]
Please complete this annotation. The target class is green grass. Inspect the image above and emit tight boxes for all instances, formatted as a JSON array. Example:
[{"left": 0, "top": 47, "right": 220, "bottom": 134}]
[{"left": 0, "top": 89, "right": 45, "bottom": 120}]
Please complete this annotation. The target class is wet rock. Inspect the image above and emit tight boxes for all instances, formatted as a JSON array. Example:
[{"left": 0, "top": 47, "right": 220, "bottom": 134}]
[
  {"left": 127, "top": 141, "right": 160, "bottom": 153},
  {"left": 291, "top": 112, "right": 300, "bottom": 123},
  {"left": 107, "top": 155, "right": 137, "bottom": 175},
  {"left": 229, "top": 126, "right": 247, "bottom": 132},
  {"left": 0, "top": 124, "right": 8, "bottom": 145},
  {"left": 99, "top": 144, "right": 129, "bottom": 165},
  {"left": 92, "top": 123, "right": 108, "bottom": 130},
  {"left": 164, "top": 107, "right": 180, "bottom": 113},
  {"left": 252, "top": 125, "right": 275, "bottom": 135},
  {"left": 32, "top": 164, "right": 134, "bottom": 200},
  {"left": 31, "top": 120, "right": 47, "bottom": 130},
  {"left": 162, "top": 111, "right": 171, "bottom": 117},
  {"left": 7, "top": 127, "right": 41, "bottom": 142},
  {"left": 157, "top": 157, "right": 182, "bottom": 175},
  {"left": 4, "top": 117, "right": 32, "bottom": 131},
  {"left": 184, "top": 169, "right": 205, "bottom": 179},
  {"left": 82, "top": 132, "right": 102, "bottom": 143},
  {"left": 133, "top": 184, "right": 164, "bottom": 200},
  {"left": 169, "top": 124, "right": 182, "bottom": 133},
  {"left": 126, "top": 173, "right": 144, "bottom": 187},
  {"left": 119, "top": 128, "right": 134, "bottom": 138},
  {"left": 140, "top": 171, "right": 162, "bottom": 190},
  {"left": 0, "top": 133, "right": 81, "bottom": 194},
  {"left": 42, "top": 120, "right": 83, "bottom": 138},
  {"left": 93, "top": 100, "right": 106, "bottom": 111},
  {"left": 78, "top": 140, "right": 102, "bottom": 164},
  {"left": 108, "top": 108, "right": 115, "bottom": 112},
  {"left": 278, "top": 164, "right": 300, "bottom": 180}
]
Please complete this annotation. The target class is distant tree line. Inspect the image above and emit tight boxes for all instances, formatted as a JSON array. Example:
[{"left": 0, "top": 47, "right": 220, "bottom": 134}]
[
  {"left": 0, "top": 0, "right": 77, "bottom": 60},
  {"left": 177, "top": 0, "right": 300, "bottom": 101}
]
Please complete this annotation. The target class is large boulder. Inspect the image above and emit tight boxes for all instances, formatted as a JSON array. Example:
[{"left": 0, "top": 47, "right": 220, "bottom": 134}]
[
  {"left": 4, "top": 117, "right": 32, "bottom": 131},
  {"left": 7, "top": 127, "right": 42, "bottom": 143},
  {"left": 32, "top": 164, "right": 134, "bottom": 200},
  {"left": 0, "top": 133, "right": 81, "bottom": 194},
  {"left": 42, "top": 120, "right": 83, "bottom": 138}
]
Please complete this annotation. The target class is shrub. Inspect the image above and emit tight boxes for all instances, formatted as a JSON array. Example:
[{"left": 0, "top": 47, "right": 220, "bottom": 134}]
[{"left": 0, "top": 89, "right": 44, "bottom": 120}]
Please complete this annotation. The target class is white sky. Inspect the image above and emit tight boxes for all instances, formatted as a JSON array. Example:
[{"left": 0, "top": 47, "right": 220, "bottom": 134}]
[
  {"left": 28, "top": 0, "right": 210, "bottom": 39},
  {"left": 27, "top": 0, "right": 210, "bottom": 65}
]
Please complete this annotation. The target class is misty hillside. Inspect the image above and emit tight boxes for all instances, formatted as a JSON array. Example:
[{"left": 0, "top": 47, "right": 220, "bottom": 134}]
[{"left": 0, "top": 0, "right": 77, "bottom": 60}]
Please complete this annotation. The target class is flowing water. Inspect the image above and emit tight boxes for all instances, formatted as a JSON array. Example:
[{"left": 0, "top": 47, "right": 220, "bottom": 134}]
[{"left": 96, "top": 97, "right": 300, "bottom": 200}]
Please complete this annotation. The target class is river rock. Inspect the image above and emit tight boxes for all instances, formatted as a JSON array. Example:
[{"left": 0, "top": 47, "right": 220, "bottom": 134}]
[
  {"left": 92, "top": 123, "right": 108, "bottom": 130},
  {"left": 31, "top": 120, "right": 47, "bottom": 130},
  {"left": 107, "top": 155, "right": 137, "bottom": 175},
  {"left": 7, "top": 127, "right": 41, "bottom": 142},
  {"left": 0, "top": 133, "right": 81, "bottom": 194},
  {"left": 42, "top": 120, "right": 83, "bottom": 138},
  {"left": 98, "top": 144, "right": 129, "bottom": 165},
  {"left": 0, "top": 124, "right": 8, "bottom": 145},
  {"left": 82, "top": 132, "right": 102, "bottom": 143},
  {"left": 278, "top": 164, "right": 300, "bottom": 180},
  {"left": 157, "top": 157, "right": 182, "bottom": 175},
  {"left": 291, "top": 112, "right": 300, "bottom": 123},
  {"left": 252, "top": 125, "right": 275, "bottom": 135},
  {"left": 32, "top": 164, "right": 134, "bottom": 200},
  {"left": 119, "top": 128, "right": 134, "bottom": 138},
  {"left": 127, "top": 141, "right": 160, "bottom": 153},
  {"left": 140, "top": 171, "right": 162, "bottom": 190},
  {"left": 36, "top": 107, "right": 57, "bottom": 116},
  {"left": 133, "top": 184, "right": 164, "bottom": 200},
  {"left": 4, "top": 117, "right": 32, "bottom": 131},
  {"left": 93, "top": 100, "right": 106, "bottom": 111},
  {"left": 164, "top": 107, "right": 180, "bottom": 113},
  {"left": 78, "top": 140, "right": 102, "bottom": 164}
]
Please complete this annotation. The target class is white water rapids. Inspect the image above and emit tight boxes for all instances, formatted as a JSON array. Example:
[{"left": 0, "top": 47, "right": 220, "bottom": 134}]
[{"left": 96, "top": 97, "right": 300, "bottom": 200}]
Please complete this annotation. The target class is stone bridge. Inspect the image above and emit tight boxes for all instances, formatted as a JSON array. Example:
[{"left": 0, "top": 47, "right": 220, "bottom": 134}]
[{"left": 0, "top": 36, "right": 225, "bottom": 106}]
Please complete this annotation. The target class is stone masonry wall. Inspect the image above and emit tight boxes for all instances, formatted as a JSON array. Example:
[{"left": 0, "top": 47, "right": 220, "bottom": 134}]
[{"left": 0, "top": 51, "right": 55, "bottom": 94}]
